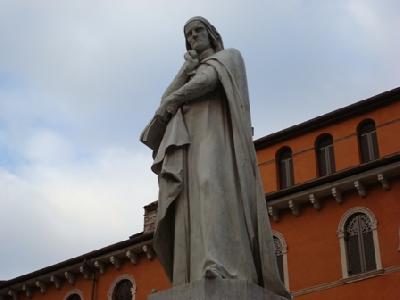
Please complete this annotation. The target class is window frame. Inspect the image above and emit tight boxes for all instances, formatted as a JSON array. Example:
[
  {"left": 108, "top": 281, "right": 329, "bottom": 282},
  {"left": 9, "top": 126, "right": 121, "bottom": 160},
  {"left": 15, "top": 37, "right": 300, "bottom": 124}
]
[
  {"left": 108, "top": 275, "right": 136, "bottom": 300},
  {"left": 272, "top": 230, "right": 289, "bottom": 290},
  {"left": 64, "top": 290, "right": 83, "bottom": 300},
  {"left": 315, "top": 134, "right": 336, "bottom": 177},
  {"left": 337, "top": 207, "right": 382, "bottom": 278},
  {"left": 276, "top": 147, "right": 294, "bottom": 190},
  {"left": 357, "top": 119, "right": 380, "bottom": 163}
]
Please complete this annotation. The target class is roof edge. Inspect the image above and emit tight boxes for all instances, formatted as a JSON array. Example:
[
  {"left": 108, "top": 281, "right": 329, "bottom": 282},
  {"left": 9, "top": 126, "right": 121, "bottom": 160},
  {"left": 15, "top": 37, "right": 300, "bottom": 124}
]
[
  {"left": 0, "top": 232, "right": 153, "bottom": 290},
  {"left": 254, "top": 87, "right": 400, "bottom": 150}
]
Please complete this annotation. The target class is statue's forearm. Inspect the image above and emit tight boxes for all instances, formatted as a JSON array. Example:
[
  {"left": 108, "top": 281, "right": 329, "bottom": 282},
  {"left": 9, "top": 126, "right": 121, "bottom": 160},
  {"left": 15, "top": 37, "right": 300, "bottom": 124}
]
[
  {"left": 155, "top": 65, "right": 218, "bottom": 119},
  {"left": 161, "top": 67, "right": 189, "bottom": 102},
  {"left": 166, "top": 65, "right": 218, "bottom": 104}
]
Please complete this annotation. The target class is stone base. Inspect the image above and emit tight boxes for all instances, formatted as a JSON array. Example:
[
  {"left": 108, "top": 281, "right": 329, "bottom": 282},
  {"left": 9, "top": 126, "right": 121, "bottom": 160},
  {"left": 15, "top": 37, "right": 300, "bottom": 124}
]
[{"left": 148, "top": 278, "right": 290, "bottom": 300}]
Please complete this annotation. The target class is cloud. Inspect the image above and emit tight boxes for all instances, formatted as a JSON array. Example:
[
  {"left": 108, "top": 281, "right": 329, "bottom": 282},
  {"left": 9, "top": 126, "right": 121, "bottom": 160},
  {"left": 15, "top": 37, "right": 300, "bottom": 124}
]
[
  {"left": 23, "top": 128, "right": 74, "bottom": 164},
  {"left": 0, "top": 133, "right": 157, "bottom": 279}
]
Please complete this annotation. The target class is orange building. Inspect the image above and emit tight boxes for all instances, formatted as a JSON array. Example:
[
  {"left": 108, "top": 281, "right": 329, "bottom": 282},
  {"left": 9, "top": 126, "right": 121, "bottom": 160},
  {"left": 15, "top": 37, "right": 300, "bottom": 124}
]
[
  {"left": 257, "top": 87, "right": 400, "bottom": 299},
  {"left": 1, "top": 87, "right": 399, "bottom": 300}
]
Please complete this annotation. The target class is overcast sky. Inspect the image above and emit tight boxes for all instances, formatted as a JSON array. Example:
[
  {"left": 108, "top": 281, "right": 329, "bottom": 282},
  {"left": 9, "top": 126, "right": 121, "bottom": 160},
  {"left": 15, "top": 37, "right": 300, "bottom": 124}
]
[{"left": 0, "top": 0, "right": 399, "bottom": 280}]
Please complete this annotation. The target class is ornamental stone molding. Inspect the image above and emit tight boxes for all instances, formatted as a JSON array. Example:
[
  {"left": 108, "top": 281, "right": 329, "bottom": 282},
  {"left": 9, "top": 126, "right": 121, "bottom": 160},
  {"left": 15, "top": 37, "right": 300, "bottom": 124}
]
[
  {"left": 107, "top": 275, "right": 136, "bottom": 300},
  {"left": 336, "top": 206, "right": 377, "bottom": 238},
  {"left": 0, "top": 241, "right": 153, "bottom": 299},
  {"left": 272, "top": 230, "right": 289, "bottom": 290},
  {"left": 272, "top": 230, "right": 288, "bottom": 254},
  {"left": 267, "top": 160, "right": 400, "bottom": 221},
  {"left": 64, "top": 289, "right": 84, "bottom": 300}
]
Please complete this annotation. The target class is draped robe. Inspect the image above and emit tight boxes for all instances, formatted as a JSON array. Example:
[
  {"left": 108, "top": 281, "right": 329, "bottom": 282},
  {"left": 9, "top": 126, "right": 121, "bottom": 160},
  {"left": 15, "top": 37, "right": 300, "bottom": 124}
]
[{"left": 146, "top": 49, "right": 290, "bottom": 299}]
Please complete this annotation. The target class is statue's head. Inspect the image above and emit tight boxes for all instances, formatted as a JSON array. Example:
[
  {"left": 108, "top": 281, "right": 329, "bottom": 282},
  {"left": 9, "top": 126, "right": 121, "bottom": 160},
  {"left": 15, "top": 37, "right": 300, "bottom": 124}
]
[{"left": 184, "top": 16, "right": 224, "bottom": 53}]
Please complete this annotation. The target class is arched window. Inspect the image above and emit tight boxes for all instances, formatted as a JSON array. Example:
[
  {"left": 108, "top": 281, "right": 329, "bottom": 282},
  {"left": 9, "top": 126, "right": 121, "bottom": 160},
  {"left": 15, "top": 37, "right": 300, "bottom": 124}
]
[
  {"left": 272, "top": 231, "right": 289, "bottom": 289},
  {"left": 64, "top": 290, "right": 83, "bottom": 300},
  {"left": 345, "top": 213, "right": 376, "bottom": 275},
  {"left": 315, "top": 134, "right": 335, "bottom": 176},
  {"left": 66, "top": 294, "right": 81, "bottom": 300},
  {"left": 358, "top": 119, "right": 379, "bottom": 163},
  {"left": 112, "top": 279, "right": 134, "bottom": 300},
  {"left": 337, "top": 207, "right": 382, "bottom": 278},
  {"left": 277, "top": 147, "right": 294, "bottom": 189},
  {"left": 108, "top": 276, "right": 136, "bottom": 300}
]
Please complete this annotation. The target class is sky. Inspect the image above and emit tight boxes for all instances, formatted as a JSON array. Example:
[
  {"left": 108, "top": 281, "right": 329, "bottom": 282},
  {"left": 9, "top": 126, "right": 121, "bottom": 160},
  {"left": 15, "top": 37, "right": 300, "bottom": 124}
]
[{"left": 0, "top": 0, "right": 399, "bottom": 280}]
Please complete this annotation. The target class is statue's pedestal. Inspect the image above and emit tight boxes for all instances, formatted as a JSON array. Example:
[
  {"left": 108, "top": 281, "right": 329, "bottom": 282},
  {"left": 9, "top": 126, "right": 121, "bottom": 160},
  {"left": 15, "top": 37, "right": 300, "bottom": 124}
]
[{"left": 148, "top": 278, "right": 289, "bottom": 300}]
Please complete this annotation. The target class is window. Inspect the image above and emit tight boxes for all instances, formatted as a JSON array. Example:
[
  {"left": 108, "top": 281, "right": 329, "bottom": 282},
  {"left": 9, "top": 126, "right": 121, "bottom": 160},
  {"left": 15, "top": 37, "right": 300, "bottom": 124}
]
[
  {"left": 315, "top": 134, "right": 335, "bottom": 176},
  {"left": 64, "top": 291, "right": 83, "bottom": 300},
  {"left": 108, "top": 275, "right": 136, "bottom": 300},
  {"left": 274, "top": 236, "right": 284, "bottom": 282},
  {"left": 277, "top": 147, "right": 294, "bottom": 189},
  {"left": 344, "top": 213, "right": 376, "bottom": 275},
  {"left": 66, "top": 294, "right": 81, "bottom": 300},
  {"left": 337, "top": 207, "right": 382, "bottom": 278},
  {"left": 358, "top": 119, "right": 379, "bottom": 163},
  {"left": 272, "top": 231, "right": 289, "bottom": 289}
]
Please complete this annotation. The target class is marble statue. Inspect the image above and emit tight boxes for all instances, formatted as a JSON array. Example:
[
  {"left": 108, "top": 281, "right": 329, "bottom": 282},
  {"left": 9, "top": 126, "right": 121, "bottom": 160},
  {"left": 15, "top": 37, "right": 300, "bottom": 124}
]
[{"left": 141, "top": 16, "right": 290, "bottom": 299}]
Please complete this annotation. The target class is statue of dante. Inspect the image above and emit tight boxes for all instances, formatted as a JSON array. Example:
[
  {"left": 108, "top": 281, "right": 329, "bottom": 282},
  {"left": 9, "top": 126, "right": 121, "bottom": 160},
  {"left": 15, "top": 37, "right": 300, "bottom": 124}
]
[{"left": 141, "top": 16, "right": 290, "bottom": 298}]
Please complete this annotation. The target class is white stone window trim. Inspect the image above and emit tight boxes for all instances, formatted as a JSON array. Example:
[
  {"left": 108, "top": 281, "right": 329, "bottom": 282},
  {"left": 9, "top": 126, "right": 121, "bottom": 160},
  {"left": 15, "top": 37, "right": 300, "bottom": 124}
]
[
  {"left": 107, "top": 274, "right": 136, "bottom": 300},
  {"left": 337, "top": 206, "right": 382, "bottom": 279},
  {"left": 272, "top": 230, "right": 290, "bottom": 290},
  {"left": 64, "top": 289, "right": 84, "bottom": 300}
]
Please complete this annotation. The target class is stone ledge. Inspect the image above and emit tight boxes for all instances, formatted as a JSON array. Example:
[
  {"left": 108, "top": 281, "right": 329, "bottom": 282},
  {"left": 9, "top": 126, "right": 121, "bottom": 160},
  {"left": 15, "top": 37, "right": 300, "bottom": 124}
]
[
  {"left": 148, "top": 278, "right": 290, "bottom": 300},
  {"left": 292, "top": 266, "right": 400, "bottom": 297}
]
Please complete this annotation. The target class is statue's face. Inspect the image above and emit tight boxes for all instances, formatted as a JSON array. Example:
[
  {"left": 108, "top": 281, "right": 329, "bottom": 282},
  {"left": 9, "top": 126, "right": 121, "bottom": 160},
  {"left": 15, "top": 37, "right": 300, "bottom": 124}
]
[{"left": 185, "top": 21, "right": 211, "bottom": 53}]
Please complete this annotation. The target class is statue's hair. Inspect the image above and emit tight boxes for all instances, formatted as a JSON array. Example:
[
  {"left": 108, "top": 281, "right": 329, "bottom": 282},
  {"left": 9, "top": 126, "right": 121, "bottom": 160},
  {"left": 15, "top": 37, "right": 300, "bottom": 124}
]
[{"left": 184, "top": 16, "right": 224, "bottom": 52}]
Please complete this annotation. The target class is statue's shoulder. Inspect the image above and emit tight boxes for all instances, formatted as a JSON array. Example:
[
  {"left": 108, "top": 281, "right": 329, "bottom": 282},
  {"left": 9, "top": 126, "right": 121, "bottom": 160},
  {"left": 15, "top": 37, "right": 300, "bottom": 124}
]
[
  {"left": 207, "top": 48, "right": 244, "bottom": 68},
  {"left": 214, "top": 48, "right": 242, "bottom": 59}
]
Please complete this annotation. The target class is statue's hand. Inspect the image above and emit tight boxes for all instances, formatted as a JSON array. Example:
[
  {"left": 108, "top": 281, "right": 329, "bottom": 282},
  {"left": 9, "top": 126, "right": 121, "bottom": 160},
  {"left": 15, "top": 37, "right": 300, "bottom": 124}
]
[
  {"left": 155, "top": 104, "right": 170, "bottom": 124},
  {"left": 183, "top": 50, "right": 199, "bottom": 75},
  {"left": 155, "top": 97, "right": 182, "bottom": 122}
]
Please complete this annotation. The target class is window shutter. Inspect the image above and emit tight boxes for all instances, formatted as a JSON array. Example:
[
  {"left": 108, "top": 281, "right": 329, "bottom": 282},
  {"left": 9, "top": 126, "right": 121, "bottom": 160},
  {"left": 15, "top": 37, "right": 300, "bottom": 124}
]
[
  {"left": 346, "top": 233, "right": 362, "bottom": 275},
  {"left": 284, "top": 158, "right": 294, "bottom": 187},
  {"left": 345, "top": 213, "right": 377, "bottom": 276},
  {"left": 278, "top": 148, "right": 294, "bottom": 189},
  {"left": 276, "top": 254, "right": 284, "bottom": 282},
  {"left": 360, "top": 133, "right": 370, "bottom": 163},
  {"left": 327, "top": 144, "right": 336, "bottom": 174},
  {"left": 316, "top": 135, "right": 335, "bottom": 176},
  {"left": 363, "top": 229, "right": 376, "bottom": 271},
  {"left": 273, "top": 236, "right": 285, "bottom": 283},
  {"left": 318, "top": 148, "right": 327, "bottom": 176},
  {"left": 358, "top": 120, "right": 379, "bottom": 163},
  {"left": 370, "top": 131, "right": 379, "bottom": 160},
  {"left": 279, "top": 160, "right": 289, "bottom": 189}
]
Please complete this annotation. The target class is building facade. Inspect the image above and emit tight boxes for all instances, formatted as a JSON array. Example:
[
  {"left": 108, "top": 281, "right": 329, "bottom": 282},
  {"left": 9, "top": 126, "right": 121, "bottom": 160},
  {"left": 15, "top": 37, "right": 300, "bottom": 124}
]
[
  {"left": 257, "top": 87, "right": 400, "bottom": 299},
  {"left": 1, "top": 87, "right": 399, "bottom": 299}
]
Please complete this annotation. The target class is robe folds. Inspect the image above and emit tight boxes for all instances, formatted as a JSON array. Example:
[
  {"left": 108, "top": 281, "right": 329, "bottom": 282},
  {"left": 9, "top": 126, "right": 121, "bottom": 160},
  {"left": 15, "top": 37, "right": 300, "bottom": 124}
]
[{"left": 149, "top": 49, "right": 291, "bottom": 299}]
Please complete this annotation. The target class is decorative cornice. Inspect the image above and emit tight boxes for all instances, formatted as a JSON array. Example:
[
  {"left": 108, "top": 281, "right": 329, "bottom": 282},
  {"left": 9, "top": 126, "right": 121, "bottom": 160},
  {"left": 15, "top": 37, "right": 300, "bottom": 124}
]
[
  {"left": 50, "top": 275, "right": 61, "bottom": 289},
  {"left": 266, "top": 153, "right": 400, "bottom": 202},
  {"left": 267, "top": 158, "right": 400, "bottom": 221},
  {"left": 0, "top": 234, "right": 154, "bottom": 298},
  {"left": 142, "top": 245, "right": 155, "bottom": 260}
]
